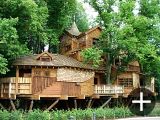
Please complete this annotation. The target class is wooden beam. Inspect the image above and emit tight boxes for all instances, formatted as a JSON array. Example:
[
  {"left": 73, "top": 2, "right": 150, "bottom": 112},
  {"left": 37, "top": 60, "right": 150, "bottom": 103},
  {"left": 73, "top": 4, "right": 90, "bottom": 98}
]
[
  {"left": 46, "top": 99, "right": 59, "bottom": 111},
  {"left": 87, "top": 99, "right": 92, "bottom": 108},
  {"left": 100, "top": 97, "right": 112, "bottom": 108},
  {"left": 29, "top": 100, "right": 34, "bottom": 111},
  {"left": 10, "top": 99, "right": 16, "bottom": 111},
  {"left": 74, "top": 99, "right": 77, "bottom": 109}
]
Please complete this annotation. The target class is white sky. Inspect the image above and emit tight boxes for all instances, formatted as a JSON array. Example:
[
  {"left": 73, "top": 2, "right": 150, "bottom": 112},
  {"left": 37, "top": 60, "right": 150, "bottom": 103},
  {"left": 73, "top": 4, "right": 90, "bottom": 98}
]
[
  {"left": 78, "top": 0, "right": 140, "bottom": 25},
  {"left": 78, "top": 0, "right": 98, "bottom": 26}
]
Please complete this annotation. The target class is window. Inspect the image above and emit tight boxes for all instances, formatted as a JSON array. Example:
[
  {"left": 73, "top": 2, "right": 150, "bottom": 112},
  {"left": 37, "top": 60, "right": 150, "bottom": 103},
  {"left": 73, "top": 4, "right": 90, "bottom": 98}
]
[
  {"left": 41, "top": 57, "right": 51, "bottom": 62},
  {"left": 92, "top": 38, "right": 98, "bottom": 45},
  {"left": 118, "top": 78, "right": 133, "bottom": 88},
  {"left": 94, "top": 78, "right": 98, "bottom": 85},
  {"left": 65, "top": 44, "right": 71, "bottom": 51}
]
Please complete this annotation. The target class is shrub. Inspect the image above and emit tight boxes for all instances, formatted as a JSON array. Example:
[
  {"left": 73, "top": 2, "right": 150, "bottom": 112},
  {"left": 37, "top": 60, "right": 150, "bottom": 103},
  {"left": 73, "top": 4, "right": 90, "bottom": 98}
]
[{"left": 26, "top": 110, "right": 50, "bottom": 120}]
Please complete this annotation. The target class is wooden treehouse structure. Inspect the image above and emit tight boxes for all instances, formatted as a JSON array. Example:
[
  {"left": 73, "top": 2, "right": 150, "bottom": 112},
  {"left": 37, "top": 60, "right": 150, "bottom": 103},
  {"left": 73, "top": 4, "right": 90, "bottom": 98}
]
[{"left": 0, "top": 23, "right": 155, "bottom": 110}]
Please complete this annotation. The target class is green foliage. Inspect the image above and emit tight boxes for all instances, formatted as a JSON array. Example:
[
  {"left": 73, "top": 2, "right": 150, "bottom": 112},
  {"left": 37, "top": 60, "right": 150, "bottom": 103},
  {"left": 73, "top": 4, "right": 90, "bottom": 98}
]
[
  {"left": 75, "top": 2, "right": 89, "bottom": 32},
  {"left": 0, "top": 110, "right": 10, "bottom": 120},
  {"left": 81, "top": 47, "right": 103, "bottom": 68},
  {"left": 0, "top": 18, "right": 29, "bottom": 74},
  {"left": 26, "top": 110, "right": 50, "bottom": 120},
  {"left": 0, "top": 55, "right": 8, "bottom": 74},
  {"left": 0, "top": 0, "right": 90, "bottom": 75},
  {"left": 86, "top": 0, "right": 160, "bottom": 81}
]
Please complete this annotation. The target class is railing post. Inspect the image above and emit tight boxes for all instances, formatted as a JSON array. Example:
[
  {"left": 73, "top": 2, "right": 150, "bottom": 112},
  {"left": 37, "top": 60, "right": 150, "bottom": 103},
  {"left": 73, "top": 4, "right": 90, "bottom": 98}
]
[
  {"left": 104, "top": 85, "right": 106, "bottom": 94},
  {"left": 8, "top": 82, "right": 12, "bottom": 98},
  {"left": 16, "top": 66, "right": 19, "bottom": 94},
  {"left": 114, "top": 85, "right": 117, "bottom": 94}
]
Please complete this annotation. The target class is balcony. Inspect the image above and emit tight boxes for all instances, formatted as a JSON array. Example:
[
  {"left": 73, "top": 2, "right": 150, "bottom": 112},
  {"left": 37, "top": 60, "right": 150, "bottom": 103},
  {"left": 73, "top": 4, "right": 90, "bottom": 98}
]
[{"left": 94, "top": 85, "right": 124, "bottom": 95}]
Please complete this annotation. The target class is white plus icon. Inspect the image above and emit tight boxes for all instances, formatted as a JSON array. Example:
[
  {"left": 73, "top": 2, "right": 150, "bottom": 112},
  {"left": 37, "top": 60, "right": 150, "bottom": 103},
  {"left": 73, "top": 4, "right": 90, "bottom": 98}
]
[{"left": 132, "top": 92, "right": 151, "bottom": 111}]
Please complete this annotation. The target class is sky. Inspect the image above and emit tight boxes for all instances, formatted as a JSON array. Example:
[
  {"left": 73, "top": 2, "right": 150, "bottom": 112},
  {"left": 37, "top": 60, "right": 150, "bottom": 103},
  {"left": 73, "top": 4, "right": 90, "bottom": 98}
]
[
  {"left": 78, "top": 0, "right": 140, "bottom": 24},
  {"left": 78, "top": 0, "right": 98, "bottom": 25}
]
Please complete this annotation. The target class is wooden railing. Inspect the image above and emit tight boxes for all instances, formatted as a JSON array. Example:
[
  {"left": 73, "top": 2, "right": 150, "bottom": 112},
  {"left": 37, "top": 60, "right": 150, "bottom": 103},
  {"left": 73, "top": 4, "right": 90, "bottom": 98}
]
[
  {"left": 94, "top": 85, "right": 124, "bottom": 94},
  {"left": 0, "top": 77, "right": 32, "bottom": 98},
  {"left": 32, "top": 77, "right": 56, "bottom": 94}
]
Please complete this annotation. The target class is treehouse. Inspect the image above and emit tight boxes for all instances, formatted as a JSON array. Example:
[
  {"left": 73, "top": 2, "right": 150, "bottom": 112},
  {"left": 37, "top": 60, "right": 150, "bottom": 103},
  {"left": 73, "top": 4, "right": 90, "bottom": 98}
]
[
  {"left": 60, "top": 22, "right": 155, "bottom": 98},
  {"left": 0, "top": 24, "right": 155, "bottom": 110}
]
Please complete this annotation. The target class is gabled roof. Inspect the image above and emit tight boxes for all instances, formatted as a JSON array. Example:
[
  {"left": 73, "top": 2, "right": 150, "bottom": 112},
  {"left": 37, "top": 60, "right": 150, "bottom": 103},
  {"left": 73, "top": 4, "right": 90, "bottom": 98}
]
[
  {"left": 85, "top": 25, "right": 102, "bottom": 34},
  {"left": 67, "top": 22, "right": 81, "bottom": 36},
  {"left": 36, "top": 51, "right": 53, "bottom": 60},
  {"left": 77, "top": 25, "right": 102, "bottom": 38},
  {"left": 13, "top": 52, "right": 94, "bottom": 70}
]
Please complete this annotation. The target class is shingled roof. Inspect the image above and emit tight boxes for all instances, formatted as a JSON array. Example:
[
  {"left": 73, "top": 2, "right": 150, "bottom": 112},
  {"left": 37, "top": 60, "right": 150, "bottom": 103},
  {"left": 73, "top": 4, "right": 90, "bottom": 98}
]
[
  {"left": 12, "top": 52, "right": 94, "bottom": 70},
  {"left": 67, "top": 22, "right": 81, "bottom": 36}
]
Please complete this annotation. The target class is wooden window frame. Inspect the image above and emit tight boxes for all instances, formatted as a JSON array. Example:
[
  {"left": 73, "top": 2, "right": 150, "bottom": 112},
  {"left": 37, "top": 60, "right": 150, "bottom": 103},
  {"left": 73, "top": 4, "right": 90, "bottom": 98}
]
[{"left": 118, "top": 78, "right": 133, "bottom": 88}]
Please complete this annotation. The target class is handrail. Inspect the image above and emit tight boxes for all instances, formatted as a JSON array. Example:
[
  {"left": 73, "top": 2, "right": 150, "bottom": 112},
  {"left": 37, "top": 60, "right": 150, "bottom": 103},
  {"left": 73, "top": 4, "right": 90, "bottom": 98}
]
[{"left": 94, "top": 85, "right": 124, "bottom": 94}]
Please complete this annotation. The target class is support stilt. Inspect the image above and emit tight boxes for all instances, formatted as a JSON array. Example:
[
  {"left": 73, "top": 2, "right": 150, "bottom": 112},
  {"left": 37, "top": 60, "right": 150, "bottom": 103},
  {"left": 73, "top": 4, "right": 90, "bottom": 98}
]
[
  {"left": 47, "top": 99, "right": 59, "bottom": 111},
  {"left": 74, "top": 99, "right": 77, "bottom": 109},
  {"left": 0, "top": 103, "right": 5, "bottom": 110},
  {"left": 100, "top": 97, "right": 111, "bottom": 108},
  {"left": 29, "top": 100, "right": 34, "bottom": 111},
  {"left": 10, "top": 99, "right": 16, "bottom": 111},
  {"left": 87, "top": 99, "right": 92, "bottom": 108}
]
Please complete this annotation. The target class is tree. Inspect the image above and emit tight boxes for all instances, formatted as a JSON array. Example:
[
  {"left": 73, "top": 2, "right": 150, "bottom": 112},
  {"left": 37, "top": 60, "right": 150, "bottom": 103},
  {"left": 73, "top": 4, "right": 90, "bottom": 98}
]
[
  {"left": 46, "top": 0, "right": 77, "bottom": 52},
  {"left": 0, "top": 18, "right": 29, "bottom": 74},
  {"left": 83, "top": 0, "right": 160, "bottom": 83},
  {"left": 0, "top": 0, "right": 89, "bottom": 75},
  {"left": 74, "top": 2, "right": 89, "bottom": 32},
  {"left": 0, "top": 0, "right": 49, "bottom": 54}
]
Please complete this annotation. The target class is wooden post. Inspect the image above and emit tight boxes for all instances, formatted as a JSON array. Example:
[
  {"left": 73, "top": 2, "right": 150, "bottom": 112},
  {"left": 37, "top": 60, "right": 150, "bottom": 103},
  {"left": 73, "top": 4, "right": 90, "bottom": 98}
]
[
  {"left": 46, "top": 99, "right": 59, "bottom": 111},
  {"left": 74, "top": 99, "right": 77, "bottom": 109},
  {"left": 8, "top": 82, "right": 12, "bottom": 98},
  {"left": 29, "top": 100, "right": 34, "bottom": 111},
  {"left": 1, "top": 84, "right": 3, "bottom": 97},
  {"left": 10, "top": 99, "right": 16, "bottom": 111},
  {"left": 100, "top": 97, "right": 111, "bottom": 108},
  {"left": 0, "top": 103, "right": 5, "bottom": 110},
  {"left": 16, "top": 66, "right": 19, "bottom": 94},
  {"left": 87, "top": 99, "right": 92, "bottom": 108}
]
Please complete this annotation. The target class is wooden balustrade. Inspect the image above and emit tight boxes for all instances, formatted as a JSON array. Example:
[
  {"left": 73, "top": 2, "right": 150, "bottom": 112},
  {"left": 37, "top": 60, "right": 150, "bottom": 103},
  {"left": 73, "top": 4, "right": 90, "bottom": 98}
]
[
  {"left": 32, "top": 77, "right": 56, "bottom": 94},
  {"left": 0, "top": 77, "right": 32, "bottom": 98},
  {"left": 94, "top": 85, "right": 124, "bottom": 94}
]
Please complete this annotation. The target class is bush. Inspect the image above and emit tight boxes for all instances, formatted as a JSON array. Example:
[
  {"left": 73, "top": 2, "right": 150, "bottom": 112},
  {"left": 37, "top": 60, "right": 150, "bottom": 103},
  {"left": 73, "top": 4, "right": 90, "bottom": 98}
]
[
  {"left": 0, "top": 106, "right": 160, "bottom": 120},
  {"left": 26, "top": 110, "right": 50, "bottom": 120},
  {"left": 0, "top": 110, "right": 10, "bottom": 120}
]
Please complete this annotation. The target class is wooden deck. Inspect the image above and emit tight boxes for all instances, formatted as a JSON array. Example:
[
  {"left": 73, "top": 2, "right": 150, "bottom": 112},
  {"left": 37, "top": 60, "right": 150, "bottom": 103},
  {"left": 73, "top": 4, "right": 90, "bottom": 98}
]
[{"left": 0, "top": 77, "right": 155, "bottom": 100}]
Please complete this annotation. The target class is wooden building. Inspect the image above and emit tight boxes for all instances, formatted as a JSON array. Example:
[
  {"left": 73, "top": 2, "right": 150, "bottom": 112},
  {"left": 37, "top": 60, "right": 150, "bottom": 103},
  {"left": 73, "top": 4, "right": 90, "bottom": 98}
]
[
  {"left": 60, "top": 22, "right": 155, "bottom": 97},
  {"left": 0, "top": 23, "right": 155, "bottom": 110}
]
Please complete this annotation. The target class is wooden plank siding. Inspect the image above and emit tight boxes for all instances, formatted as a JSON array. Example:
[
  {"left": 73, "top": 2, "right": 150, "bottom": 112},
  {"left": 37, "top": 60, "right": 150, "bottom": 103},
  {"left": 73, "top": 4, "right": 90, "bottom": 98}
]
[{"left": 62, "top": 82, "right": 81, "bottom": 97}]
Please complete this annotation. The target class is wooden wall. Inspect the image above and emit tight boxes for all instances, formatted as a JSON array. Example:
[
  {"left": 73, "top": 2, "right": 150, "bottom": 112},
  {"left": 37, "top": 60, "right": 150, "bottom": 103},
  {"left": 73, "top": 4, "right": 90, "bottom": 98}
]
[
  {"left": 85, "top": 29, "right": 101, "bottom": 48},
  {"left": 31, "top": 67, "right": 95, "bottom": 98},
  {"left": 80, "top": 78, "right": 94, "bottom": 96}
]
